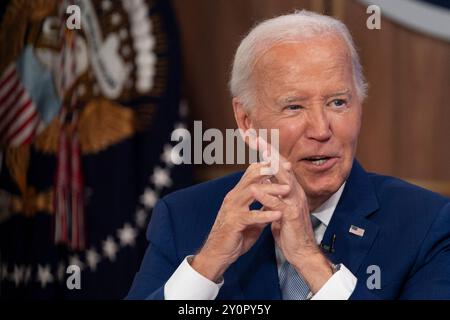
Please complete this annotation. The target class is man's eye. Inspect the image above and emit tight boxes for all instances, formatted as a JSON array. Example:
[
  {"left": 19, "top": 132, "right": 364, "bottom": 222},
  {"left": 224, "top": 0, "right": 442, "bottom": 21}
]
[
  {"left": 285, "top": 105, "right": 303, "bottom": 111},
  {"left": 330, "top": 99, "right": 347, "bottom": 108}
]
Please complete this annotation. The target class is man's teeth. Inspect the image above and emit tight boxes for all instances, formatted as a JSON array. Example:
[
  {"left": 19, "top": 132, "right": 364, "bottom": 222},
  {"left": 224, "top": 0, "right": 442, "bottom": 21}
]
[
  {"left": 311, "top": 159, "right": 327, "bottom": 165},
  {"left": 304, "top": 156, "right": 331, "bottom": 165}
]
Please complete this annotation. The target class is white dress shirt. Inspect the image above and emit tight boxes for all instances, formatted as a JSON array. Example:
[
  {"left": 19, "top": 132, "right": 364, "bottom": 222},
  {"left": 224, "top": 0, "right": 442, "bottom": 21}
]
[{"left": 164, "top": 182, "right": 357, "bottom": 300}]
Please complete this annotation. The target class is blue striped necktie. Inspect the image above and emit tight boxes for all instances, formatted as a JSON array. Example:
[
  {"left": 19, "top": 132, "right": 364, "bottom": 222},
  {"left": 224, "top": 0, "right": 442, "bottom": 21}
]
[{"left": 279, "top": 215, "right": 322, "bottom": 300}]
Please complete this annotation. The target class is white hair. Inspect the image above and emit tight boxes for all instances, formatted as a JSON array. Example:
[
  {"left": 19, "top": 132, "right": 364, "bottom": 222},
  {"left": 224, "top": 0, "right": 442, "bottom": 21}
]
[{"left": 229, "top": 10, "right": 368, "bottom": 109}]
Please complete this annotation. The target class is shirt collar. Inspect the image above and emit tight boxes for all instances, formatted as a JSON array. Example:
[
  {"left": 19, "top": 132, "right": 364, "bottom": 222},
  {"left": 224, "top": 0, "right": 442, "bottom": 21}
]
[{"left": 311, "top": 182, "right": 346, "bottom": 227}]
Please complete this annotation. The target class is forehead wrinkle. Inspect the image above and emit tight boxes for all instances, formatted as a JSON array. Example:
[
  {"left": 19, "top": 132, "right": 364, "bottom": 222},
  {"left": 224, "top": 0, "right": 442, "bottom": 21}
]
[
  {"left": 252, "top": 37, "right": 355, "bottom": 104},
  {"left": 255, "top": 43, "right": 351, "bottom": 81}
]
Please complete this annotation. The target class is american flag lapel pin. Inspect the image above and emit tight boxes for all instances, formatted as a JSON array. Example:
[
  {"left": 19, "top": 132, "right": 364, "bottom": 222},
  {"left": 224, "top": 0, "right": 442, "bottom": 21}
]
[{"left": 349, "top": 225, "right": 365, "bottom": 237}]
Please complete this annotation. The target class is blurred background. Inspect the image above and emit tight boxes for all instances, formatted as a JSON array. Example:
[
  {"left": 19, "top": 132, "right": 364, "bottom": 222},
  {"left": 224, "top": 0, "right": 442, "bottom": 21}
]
[{"left": 0, "top": 0, "right": 449, "bottom": 299}]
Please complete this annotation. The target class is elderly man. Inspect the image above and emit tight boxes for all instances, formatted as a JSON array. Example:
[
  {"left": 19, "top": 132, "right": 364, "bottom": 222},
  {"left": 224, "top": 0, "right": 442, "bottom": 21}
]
[{"left": 127, "top": 11, "right": 450, "bottom": 300}]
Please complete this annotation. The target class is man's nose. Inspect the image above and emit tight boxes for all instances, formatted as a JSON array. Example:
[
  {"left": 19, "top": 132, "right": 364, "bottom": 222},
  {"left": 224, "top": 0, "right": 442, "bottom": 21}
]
[{"left": 304, "top": 107, "right": 332, "bottom": 142}]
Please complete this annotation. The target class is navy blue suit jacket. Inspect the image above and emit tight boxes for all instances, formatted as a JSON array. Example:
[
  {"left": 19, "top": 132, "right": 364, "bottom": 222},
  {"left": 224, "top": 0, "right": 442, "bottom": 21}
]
[{"left": 126, "top": 161, "right": 450, "bottom": 300}]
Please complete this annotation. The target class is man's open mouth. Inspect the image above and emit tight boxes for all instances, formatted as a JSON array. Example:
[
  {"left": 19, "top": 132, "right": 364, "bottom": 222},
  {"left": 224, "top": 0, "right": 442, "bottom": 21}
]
[{"left": 302, "top": 156, "right": 335, "bottom": 166}]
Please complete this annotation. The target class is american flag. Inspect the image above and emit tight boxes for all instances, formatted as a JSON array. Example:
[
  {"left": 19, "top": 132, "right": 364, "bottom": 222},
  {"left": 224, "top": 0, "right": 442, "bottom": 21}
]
[
  {"left": 349, "top": 225, "right": 365, "bottom": 237},
  {"left": 0, "top": 64, "right": 41, "bottom": 147}
]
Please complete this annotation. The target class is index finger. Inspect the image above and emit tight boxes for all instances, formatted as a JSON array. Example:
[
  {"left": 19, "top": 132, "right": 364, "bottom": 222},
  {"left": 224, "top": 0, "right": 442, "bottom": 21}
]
[{"left": 257, "top": 136, "right": 291, "bottom": 184}]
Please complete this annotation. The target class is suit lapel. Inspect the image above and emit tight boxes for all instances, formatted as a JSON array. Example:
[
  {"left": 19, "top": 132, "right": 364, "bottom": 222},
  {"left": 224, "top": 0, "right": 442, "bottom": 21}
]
[{"left": 321, "top": 160, "right": 380, "bottom": 274}]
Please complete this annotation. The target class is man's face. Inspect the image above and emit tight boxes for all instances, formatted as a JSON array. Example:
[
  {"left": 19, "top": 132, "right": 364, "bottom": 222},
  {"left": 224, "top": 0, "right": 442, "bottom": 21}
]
[{"left": 248, "top": 34, "right": 362, "bottom": 205}]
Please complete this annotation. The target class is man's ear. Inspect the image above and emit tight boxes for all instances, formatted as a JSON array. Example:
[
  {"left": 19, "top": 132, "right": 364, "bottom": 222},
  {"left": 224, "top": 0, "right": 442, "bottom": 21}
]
[{"left": 232, "top": 97, "right": 253, "bottom": 132}]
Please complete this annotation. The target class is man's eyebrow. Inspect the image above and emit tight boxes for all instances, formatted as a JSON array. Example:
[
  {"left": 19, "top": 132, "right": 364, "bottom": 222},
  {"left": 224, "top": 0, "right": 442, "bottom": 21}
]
[
  {"left": 278, "top": 96, "right": 309, "bottom": 104},
  {"left": 324, "top": 89, "right": 352, "bottom": 99}
]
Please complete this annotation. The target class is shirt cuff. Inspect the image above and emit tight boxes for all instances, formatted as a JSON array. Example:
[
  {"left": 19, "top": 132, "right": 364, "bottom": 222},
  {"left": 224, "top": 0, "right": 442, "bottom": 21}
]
[
  {"left": 164, "top": 255, "right": 224, "bottom": 300},
  {"left": 311, "top": 264, "right": 357, "bottom": 300}
]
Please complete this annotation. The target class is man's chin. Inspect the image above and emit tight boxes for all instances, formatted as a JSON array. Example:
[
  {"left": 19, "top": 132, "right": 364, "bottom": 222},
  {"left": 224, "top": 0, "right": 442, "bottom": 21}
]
[
  {"left": 299, "top": 174, "right": 344, "bottom": 201},
  {"left": 304, "top": 184, "right": 335, "bottom": 199},
  {"left": 294, "top": 161, "right": 349, "bottom": 195}
]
